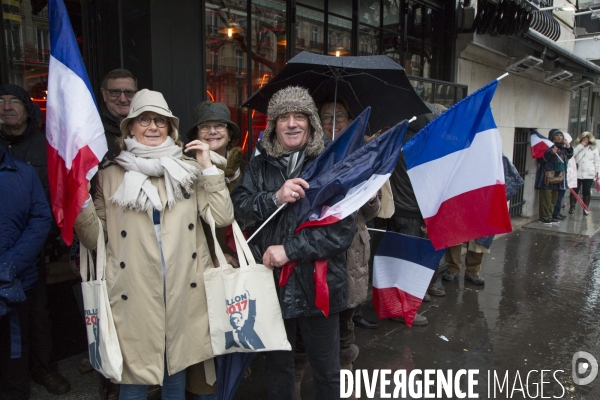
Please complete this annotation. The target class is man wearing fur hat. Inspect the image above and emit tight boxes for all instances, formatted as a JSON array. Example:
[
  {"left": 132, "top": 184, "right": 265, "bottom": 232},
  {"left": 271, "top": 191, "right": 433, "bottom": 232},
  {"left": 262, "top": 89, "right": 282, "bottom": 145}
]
[{"left": 232, "top": 86, "right": 356, "bottom": 399}]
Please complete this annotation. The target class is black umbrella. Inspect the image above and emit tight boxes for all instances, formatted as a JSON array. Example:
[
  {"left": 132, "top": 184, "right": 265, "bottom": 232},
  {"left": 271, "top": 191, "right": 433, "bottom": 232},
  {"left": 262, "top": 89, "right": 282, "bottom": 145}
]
[
  {"left": 242, "top": 51, "right": 430, "bottom": 134},
  {"left": 216, "top": 353, "right": 255, "bottom": 400}
]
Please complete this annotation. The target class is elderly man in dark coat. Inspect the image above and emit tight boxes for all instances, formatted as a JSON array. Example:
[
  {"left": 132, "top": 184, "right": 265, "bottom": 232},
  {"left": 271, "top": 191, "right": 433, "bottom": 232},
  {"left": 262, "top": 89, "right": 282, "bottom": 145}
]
[
  {"left": 231, "top": 86, "right": 356, "bottom": 400},
  {"left": 0, "top": 84, "right": 71, "bottom": 395},
  {"left": 0, "top": 145, "right": 52, "bottom": 399}
]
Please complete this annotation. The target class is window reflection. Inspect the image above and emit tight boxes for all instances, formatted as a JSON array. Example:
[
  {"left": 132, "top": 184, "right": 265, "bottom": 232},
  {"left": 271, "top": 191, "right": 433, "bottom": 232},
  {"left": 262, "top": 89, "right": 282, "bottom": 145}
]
[
  {"left": 3, "top": 0, "right": 51, "bottom": 120},
  {"left": 296, "top": 5, "right": 324, "bottom": 55}
]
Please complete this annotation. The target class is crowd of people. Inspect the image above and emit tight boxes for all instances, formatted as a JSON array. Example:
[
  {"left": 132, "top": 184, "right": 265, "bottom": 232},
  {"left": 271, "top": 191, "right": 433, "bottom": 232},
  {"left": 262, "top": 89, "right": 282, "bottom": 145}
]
[
  {"left": 535, "top": 128, "right": 600, "bottom": 225},
  {"left": 0, "top": 68, "right": 596, "bottom": 400}
]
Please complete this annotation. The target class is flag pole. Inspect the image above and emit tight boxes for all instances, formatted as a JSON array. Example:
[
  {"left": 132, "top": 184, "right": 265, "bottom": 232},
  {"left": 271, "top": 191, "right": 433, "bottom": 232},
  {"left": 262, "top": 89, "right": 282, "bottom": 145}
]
[
  {"left": 497, "top": 72, "right": 510, "bottom": 81},
  {"left": 246, "top": 203, "right": 287, "bottom": 243}
]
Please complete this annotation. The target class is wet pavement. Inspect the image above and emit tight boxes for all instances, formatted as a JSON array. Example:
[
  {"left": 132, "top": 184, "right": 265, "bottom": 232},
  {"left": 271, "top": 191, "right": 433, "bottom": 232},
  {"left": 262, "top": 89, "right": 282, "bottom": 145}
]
[{"left": 34, "top": 200, "right": 600, "bottom": 400}]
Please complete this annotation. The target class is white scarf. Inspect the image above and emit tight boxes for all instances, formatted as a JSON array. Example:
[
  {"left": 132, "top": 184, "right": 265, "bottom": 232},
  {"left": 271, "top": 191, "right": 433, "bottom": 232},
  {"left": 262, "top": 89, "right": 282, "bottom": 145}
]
[
  {"left": 111, "top": 137, "right": 200, "bottom": 212},
  {"left": 209, "top": 150, "right": 240, "bottom": 183}
]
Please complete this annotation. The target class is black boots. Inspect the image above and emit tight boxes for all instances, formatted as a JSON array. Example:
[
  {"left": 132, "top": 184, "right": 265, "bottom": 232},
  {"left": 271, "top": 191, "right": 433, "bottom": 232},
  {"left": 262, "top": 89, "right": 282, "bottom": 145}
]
[
  {"left": 569, "top": 193, "right": 576, "bottom": 214},
  {"left": 583, "top": 195, "right": 591, "bottom": 215}
]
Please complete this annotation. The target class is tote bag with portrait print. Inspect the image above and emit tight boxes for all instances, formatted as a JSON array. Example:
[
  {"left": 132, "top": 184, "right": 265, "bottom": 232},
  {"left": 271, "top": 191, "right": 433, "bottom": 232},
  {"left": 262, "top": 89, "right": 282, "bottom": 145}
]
[
  {"left": 79, "top": 218, "right": 123, "bottom": 380},
  {"left": 203, "top": 209, "right": 291, "bottom": 355}
]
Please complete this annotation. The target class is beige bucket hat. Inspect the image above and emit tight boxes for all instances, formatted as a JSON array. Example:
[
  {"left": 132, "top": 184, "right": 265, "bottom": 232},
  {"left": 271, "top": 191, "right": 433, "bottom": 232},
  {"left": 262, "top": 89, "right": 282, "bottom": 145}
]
[{"left": 120, "top": 89, "right": 180, "bottom": 136}]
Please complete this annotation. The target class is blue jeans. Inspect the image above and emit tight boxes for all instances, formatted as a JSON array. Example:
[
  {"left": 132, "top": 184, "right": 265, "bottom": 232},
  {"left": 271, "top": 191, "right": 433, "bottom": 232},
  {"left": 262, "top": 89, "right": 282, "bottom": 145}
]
[
  {"left": 553, "top": 189, "right": 566, "bottom": 217},
  {"left": 119, "top": 367, "right": 186, "bottom": 400}
]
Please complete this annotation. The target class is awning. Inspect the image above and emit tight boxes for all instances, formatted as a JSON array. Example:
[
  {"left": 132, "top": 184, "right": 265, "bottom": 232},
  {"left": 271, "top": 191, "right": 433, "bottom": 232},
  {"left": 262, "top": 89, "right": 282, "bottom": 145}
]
[{"left": 521, "top": 28, "right": 600, "bottom": 77}]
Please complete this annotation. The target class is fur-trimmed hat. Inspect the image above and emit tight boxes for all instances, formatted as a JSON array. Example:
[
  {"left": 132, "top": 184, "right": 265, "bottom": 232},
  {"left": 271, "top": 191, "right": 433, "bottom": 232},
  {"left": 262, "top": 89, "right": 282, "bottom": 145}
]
[
  {"left": 261, "top": 86, "right": 324, "bottom": 158},
  {"left": 575, "top": 131, "right": 597, "bottom": 149},
  {"left": 548, "top": 128, "right": 564, "bottom": 142}
]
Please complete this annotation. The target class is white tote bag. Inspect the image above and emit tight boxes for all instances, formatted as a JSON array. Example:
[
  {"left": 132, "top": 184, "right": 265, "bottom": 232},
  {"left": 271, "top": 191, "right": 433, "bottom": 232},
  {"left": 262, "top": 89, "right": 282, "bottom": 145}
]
[
  {"left": 79, "top": 219, "right": 123, "bottom": 381},
  {"left": 204, "top": 209, "right": 291, "bottom": 355}
]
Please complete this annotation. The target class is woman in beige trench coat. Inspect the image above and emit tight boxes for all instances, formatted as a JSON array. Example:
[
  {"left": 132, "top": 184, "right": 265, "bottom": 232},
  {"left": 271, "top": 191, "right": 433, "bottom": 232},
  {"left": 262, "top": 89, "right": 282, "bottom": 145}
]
[{"left": 74, "top": 90, "right": 233, "bottom": 399}]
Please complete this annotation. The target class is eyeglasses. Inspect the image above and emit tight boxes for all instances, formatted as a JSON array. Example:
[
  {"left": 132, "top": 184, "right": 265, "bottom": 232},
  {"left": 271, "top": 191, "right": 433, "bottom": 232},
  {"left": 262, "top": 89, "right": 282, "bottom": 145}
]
[
  {"left": 0, "top": 98, "right": 24, "bottom": 107},
  {"left": 277, "top": 114, "right": 307, "bottom": 123},
  {"left": 198, "top": 123, "right": 228, "bottom": 133},
  {"left": 321, "top": 113, "right": 348, "bottom": 124},
  {"left": 136, "top": 115, "right": 168, "bottom": 128},
  {"left": 104, "top": 88, "right": 137, "bottom": 99}
]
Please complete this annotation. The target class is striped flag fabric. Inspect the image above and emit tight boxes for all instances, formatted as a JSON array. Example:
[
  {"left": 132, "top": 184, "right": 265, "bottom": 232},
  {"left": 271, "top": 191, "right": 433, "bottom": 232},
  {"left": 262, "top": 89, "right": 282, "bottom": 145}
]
[
  {"left": 294, "top": 119, "right": 407, "bottom": 229},
  {"left": 530, "top": 130, "right": 554, "bottom": 159},
  {"left": 373, "top": 231, "right": 446, "bottom": 327},
  {"left": 279, "top": 120, "right": 408, "bottom": 316},
  {"left": 46, "top": 0, "right": 107, "bottom": 245},
  {"left": 298, "top": 106, "right": 370, "bottom": 182},
  {"left": 403, "top": 79, "right": 511, "bottom": 250}
]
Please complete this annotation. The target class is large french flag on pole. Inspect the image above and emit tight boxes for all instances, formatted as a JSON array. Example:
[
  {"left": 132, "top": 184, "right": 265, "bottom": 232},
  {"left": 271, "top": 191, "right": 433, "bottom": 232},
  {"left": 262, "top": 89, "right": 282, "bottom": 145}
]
[
  {"left": 403, "top": 79, "right": 511, "bottom": 250},
  {"left": 279, "top": 120, "right": 408, "bottom": 317},
  {"left": 530, "top": 130, "right": 553, "bottom": 159},
  {"left": 46, "top": 0, "right": 107, "bottom": 245},
  {"left": 373, "top": 232, "right": 446, "bottom": 327}
]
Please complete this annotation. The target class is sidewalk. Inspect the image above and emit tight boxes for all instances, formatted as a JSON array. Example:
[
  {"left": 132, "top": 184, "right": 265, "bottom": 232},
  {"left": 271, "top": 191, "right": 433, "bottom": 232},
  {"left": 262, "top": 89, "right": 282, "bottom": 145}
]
[
  {"left": 522, "top": 196, "right": 600, "bottom": 237},
  {"left": 32, "top": 199, "right": 600, "bottom": 400}
]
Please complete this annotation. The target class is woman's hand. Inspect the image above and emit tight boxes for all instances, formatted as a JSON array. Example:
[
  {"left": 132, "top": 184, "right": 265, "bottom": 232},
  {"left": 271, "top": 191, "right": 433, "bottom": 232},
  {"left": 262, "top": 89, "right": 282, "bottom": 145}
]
[
  {"left": 262, "top": 245, "right": 290, "bottom": 270},
  {"left": 212, "top": 253, "right": 240, "bottom": 268},
  {"left": 185, "top": 140, "right": 213, "bottom": 170},
  {"left": 275, "top": 178, "right": 309, "bottom": 204}
]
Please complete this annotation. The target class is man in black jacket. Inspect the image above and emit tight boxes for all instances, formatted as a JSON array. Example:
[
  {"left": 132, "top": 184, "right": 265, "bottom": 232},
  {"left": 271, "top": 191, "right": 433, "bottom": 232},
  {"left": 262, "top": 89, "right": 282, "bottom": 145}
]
[
  {"left": 232, "top": 86, "right": 356, "bottom": 400},
  {"left": 388, "top": 103, "right": 446, "bottom": 325},
  {"left": 98, "top": 68, "right": 137, "bottom": 169},
  {"left": 96, "top": 69, "right": 136, "bottom": 400},
  {"left": 0, "top": 83, "right": 71, "bottom": 395}
]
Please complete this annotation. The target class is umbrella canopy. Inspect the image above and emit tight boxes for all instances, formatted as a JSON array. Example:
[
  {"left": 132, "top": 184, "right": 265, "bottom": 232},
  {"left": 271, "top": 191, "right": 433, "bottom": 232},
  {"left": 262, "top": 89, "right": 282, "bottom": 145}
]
[{"left": 242, "top": 52, "right": 430, "bottom": 133}]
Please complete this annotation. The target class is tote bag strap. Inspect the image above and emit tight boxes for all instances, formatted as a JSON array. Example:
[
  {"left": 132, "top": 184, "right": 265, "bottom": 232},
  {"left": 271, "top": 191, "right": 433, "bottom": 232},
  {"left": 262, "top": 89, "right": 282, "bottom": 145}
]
[
  {"left": 204, "top": 208, "right": 229, "bottom": 269},
  {"left": 78, "top": 218, "right": 107, "bottom": 281},
  {"left": 95, "top": 218, "right": 107, "bottom": 280},
  {"left": 79, "top": 239, "right": 94, "bottom": 282},
  {"left": 231, "top": 220, "right": 257, "bottom": 268}
]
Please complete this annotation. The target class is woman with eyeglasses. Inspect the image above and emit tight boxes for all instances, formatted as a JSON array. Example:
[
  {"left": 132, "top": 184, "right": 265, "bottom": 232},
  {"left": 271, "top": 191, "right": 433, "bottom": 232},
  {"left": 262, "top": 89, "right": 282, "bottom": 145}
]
[
  {"left": 318, "top": 97, "right": 354, "bottom": 143},
  {"left": 74, "top": 89, "right": 234, "bottom": 400},
  {"left": 183, "top": 100, "right": 247, "bottom": 399}
]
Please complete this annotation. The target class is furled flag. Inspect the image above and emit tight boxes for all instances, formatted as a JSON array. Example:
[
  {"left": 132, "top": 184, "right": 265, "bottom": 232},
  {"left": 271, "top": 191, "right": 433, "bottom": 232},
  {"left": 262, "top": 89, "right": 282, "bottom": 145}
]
[
  {"left": 403, "top": 79, "right": 511, "bottom": 250},
  {"left": 299, "top": 106, "right": 370, "bottom": 180},
  {"left": 530, "top": 130, "right": 554, "bottom": 159},
  {"left": 46, "top": 0, "right": 107, "bottom": 245},
  {"left": 372, "top": 231, "right": 446, "bottom": 327},
  {"left": 279, "top": 120, "right": 408, "bottom": 316}
]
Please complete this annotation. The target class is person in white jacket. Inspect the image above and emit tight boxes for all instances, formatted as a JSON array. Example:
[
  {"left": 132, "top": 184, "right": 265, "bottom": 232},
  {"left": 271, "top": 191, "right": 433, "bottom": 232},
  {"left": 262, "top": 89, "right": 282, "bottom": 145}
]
[{"left": 570, "top": 131, "right": 600, "bottom": 215}]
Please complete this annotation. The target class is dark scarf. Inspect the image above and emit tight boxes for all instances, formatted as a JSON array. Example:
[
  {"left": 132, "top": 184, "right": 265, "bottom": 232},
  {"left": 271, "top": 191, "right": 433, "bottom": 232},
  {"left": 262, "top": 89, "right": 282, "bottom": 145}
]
[
  {"left": 277, "top": 145, "right": 306, "bottom": 179},
  {"left": 0, "top": 122, "right": 36, "bottom": 144}
]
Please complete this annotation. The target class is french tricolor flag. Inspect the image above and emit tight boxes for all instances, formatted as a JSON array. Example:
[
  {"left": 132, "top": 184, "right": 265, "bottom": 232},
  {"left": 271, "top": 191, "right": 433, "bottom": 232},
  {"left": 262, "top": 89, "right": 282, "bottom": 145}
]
[
  {"left": 373, "top": 232, "right": 446, "bottom": 327},
  {"left": 46, "top": 0, "right": 107, "bottom": 245},
  {"left": 403, "top": 79, "right": 512, "bottom": 250},
  {"left": 279, "top": 119, "right": 408, "bottom": 316},
  {"left": 530, "top": 130, "right": 553, "bottom": 159}
]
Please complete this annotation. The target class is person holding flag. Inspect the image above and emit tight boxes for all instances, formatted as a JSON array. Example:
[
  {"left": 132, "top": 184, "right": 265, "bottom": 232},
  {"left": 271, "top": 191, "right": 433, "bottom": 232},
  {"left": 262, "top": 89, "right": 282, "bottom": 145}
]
[
  {"left": 534, "top": 129, "right": 573, "bottom": 225},
  {"left": 231, "top": 86, "right": 356, "bottom": 400}
]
